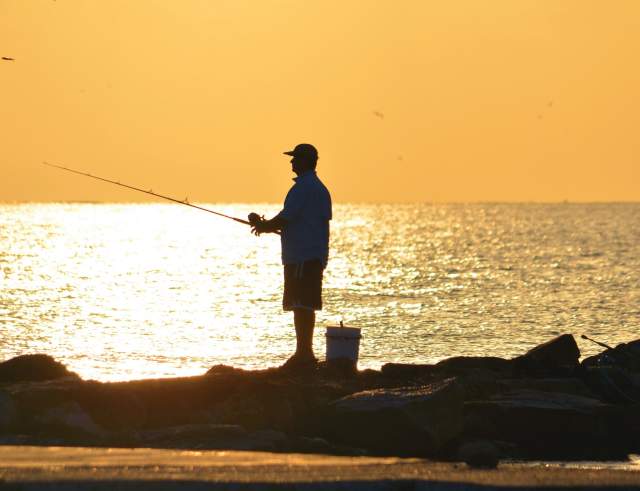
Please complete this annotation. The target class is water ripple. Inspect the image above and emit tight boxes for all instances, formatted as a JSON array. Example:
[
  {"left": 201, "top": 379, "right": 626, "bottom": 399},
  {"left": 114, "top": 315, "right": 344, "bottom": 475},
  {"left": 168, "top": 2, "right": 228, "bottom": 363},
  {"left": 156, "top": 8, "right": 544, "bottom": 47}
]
[{"left": 1, "top": 203, "right": 638, "bottom": 381}]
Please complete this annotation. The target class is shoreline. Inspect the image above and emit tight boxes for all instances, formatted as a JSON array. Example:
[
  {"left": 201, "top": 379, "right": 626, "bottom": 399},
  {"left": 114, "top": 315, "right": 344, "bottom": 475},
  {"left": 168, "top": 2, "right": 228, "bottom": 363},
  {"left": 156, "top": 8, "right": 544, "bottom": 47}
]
[{"left": 1, "top": 334, "right": 639, "bottom": 468}]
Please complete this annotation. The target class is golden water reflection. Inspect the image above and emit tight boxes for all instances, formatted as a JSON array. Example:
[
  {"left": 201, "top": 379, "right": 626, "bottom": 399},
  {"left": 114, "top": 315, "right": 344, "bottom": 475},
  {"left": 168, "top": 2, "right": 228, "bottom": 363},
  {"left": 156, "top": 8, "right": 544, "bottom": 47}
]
[{"left": 1, "top": 203, "right": 639, "bottom": 381}]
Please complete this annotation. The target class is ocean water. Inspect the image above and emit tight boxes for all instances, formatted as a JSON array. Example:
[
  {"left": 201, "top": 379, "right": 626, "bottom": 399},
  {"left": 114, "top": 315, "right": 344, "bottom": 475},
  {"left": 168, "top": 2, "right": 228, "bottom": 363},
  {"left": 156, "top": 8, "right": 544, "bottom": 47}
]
[{"left": 1, "top": 203, "right": 638, "bottom": 381}]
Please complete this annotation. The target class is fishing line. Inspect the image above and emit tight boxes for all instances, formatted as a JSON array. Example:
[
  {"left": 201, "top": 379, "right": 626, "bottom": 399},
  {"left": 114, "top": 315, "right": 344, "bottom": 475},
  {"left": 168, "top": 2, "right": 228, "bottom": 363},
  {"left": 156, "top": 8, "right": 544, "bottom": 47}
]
[{"left": 43, "top": 162, "right": 251, "bottom": 226}]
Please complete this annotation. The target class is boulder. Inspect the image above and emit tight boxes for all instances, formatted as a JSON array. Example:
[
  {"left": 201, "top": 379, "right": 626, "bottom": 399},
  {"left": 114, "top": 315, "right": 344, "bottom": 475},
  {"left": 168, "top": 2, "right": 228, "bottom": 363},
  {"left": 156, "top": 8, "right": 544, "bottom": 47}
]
[
  {"left": 380, "top": 363, "right": 435, "bottom": 379},
  {"left": 464, "top": 389, "right": 622, "bottom": 459},
  {"left": 323, "top": 378, "right": 464, "bottom": 456},
  {"left": 582, "top": 366, "right": 640, "bottom": 404},
  {"left": 0, "top": 390, "right": 17, "bottom": 432},
  {"left": 435, "top": 357, "right": 514, "bottom": 377},
  {"left": 456, "top": 440, "right": 501, "bottom": 468},
  {"left": 513, "top": 334, "right": 580, "bottom": 376},
  {"left": 106, "top": 374, "right": 244, "bottom": 428},
  {"left": 455, "top": 370, "right": 501, "bottom": 401},
  {"left": 497, "top": 378, "right": 597, "bottom": 399},
  {"left": 382, "top": 357, "right": 513, "bottom": 381},
  {"left": 0, "top": 354, "right": 80, "bottom": 384},
  {"left": 205, "top": 364, "right": 246, "bottom": 376},
  {"left": 73, "top": 382, "right": 149, "bottom": 430},
  {"left": 35, "top": 401, "right": 105, "bottom": 439},
  {"left": 216, "top": 384, "right": 295, "bottom": 431},
  {"left": 318, "top": 358, "right": 358, "bottom": 379},
  {"left": 7, "top": 379, "right": 80, "bottom": 423},
  {"left": 607, "top": 403, "right": 640, "bottom": 453},
  {"left": 582, "top": 339, "right": 640, "bottom": 372},
  {"left": 210, "top": 375, "right": 354, "bottom": 433}
]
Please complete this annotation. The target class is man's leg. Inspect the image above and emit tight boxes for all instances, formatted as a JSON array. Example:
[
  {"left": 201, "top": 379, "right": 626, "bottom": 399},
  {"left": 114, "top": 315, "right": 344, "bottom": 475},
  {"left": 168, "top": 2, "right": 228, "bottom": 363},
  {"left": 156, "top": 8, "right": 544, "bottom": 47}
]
[{"left": 294, "top": 308, "right": 315, "bottom": 360}]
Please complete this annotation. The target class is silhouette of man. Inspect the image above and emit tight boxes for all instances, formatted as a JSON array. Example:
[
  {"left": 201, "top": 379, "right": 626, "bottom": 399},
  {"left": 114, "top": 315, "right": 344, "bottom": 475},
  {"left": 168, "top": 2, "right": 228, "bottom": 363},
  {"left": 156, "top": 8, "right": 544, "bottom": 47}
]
[{"left": 249, "top": 143, "right": 332, "bottom": 369}]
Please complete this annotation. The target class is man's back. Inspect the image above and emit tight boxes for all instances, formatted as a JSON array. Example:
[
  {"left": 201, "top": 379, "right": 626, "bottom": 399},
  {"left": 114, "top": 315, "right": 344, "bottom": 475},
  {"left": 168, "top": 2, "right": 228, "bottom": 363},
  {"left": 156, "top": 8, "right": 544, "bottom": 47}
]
[{"left": 279, "top": 171, "right": 332, "bottom": 266}]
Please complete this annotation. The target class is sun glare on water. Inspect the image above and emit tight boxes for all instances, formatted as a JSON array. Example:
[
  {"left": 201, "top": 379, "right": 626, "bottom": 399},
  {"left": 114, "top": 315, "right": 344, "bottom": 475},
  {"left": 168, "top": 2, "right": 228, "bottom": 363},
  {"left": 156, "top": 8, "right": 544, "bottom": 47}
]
[
  {"left": 2, "top": 203, "right": 295, "bottom": 381},
  {"left": 1, "top": 203, "right": 638, "bottom": 381}
]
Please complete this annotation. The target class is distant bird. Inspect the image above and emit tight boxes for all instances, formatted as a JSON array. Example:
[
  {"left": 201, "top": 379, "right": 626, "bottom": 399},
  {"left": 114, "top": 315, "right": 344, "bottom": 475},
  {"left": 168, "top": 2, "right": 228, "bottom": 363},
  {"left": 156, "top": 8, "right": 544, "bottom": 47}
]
[
  {"left": 548, "top": 100, "right": 554, "bottom": 108},
  {"left": 2, "top": 57, "right": 15, "bottom": 61},
  {"left": 373, "top": 110, "right": 385, "bottom": 119}
]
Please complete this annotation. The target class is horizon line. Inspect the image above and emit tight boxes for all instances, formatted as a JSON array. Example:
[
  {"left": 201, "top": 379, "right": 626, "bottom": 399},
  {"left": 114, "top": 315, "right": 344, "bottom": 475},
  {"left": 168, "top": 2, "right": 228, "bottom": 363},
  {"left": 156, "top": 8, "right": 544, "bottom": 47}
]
[{"left": 2, "top": 200, "right": 640, "bottom": 205}]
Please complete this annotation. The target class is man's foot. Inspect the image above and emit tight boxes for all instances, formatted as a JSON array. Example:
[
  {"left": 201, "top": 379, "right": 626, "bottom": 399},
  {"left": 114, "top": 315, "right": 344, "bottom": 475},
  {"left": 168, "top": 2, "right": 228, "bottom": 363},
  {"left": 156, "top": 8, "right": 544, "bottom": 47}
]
[{"left": 280, "top": 354, "right": 318, "bottom": 372}]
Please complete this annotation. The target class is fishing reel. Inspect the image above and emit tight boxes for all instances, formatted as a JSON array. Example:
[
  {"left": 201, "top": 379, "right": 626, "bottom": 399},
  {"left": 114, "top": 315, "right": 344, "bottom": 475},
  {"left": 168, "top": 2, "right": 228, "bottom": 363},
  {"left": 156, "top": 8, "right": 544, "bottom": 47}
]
[
  {"left": 247, "top": 212, "right": 264, "bottom": 226},
  {"left": 248, "top": 212, "right": 267, "bottom": 236}
]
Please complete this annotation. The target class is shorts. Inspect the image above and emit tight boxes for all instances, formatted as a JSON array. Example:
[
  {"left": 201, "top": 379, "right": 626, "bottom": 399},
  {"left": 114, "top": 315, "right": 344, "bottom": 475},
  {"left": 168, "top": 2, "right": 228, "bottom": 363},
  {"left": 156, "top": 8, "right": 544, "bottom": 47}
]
[{"left": 283, "top": 259, "right": 324, "bottom": 311}]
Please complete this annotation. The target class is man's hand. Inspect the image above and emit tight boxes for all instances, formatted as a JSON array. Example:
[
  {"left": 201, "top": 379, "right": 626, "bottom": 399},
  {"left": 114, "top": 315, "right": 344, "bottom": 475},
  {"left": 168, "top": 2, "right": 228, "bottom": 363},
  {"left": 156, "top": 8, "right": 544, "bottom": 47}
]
[
  {"left": 248, "top": 212, "right": 265, "bottom": 236},
  {"left": 248, "top": 213, "right": 287, "bottom": 236}
]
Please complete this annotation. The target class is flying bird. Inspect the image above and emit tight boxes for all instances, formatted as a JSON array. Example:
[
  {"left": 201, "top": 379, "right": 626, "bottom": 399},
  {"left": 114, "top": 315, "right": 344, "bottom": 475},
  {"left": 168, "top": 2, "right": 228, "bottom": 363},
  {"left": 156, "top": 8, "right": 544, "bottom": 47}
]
[
  {"left": 2, "top": 57, "right": 15, "bottom": 61},
  {"left": 373, "top": 110, "right": 385, "bottom": 119}
]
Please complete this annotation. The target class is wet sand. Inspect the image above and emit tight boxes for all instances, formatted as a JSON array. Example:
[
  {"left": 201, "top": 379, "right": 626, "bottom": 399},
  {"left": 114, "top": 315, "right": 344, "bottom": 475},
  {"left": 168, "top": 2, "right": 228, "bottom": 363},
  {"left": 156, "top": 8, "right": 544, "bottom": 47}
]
[{"left": 0, "top": 446, "right": 639, "bottom": 490}]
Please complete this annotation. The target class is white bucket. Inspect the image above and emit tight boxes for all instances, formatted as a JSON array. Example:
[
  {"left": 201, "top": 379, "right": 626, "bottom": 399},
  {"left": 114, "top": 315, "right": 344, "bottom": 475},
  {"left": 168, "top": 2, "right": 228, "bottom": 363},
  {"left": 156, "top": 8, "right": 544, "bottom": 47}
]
[{"left": 325, "top": 324, "right": 361, "bottom": 364}]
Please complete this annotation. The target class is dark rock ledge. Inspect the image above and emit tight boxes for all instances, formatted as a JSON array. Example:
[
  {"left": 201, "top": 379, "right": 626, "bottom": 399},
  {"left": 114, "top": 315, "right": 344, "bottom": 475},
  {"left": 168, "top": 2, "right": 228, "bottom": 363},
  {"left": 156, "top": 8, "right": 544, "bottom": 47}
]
[{"left": 1, "top": 334, "right": 639, "bottom": 467}]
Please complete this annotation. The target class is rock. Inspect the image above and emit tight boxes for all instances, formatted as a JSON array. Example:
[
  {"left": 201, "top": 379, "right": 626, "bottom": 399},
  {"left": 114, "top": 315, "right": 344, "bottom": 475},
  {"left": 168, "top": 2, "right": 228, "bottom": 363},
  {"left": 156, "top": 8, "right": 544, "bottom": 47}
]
[
  {"left": 513, "top": 334, "right": 580, "bottom": 375},
  {"left": 107, "top": 374, "right": 244, "bottom": 428},
  {"left": 0, "top": 390, "right": 17, "bottom": 432},
  {"left": 497, "top": 378, "right": 597, "bottom": 399},
  {"left": 582, "top": 339, "right": 640, "bottom": 372},
  {"left": 608, "top": 403, "right": 640, "bottom": 454},
  {"left": 435, "top": 357, "right": 514, "bottom": 376},
  {"left": 205, "top": 364, "right": 244, "bottom": 376},
  {"left": 463, "top": 409, "right": 498, "bottom": 443},
  {"left": 8, "top": 379, "right": 79, "bottom": 424},
  {"left": 2, "top": 354, "right": 637, "bottom": 461},
  {"left": 456, "top": 370, "right": 501, "bottom": 401},
  {"left": 457, "top": 440, "right": 501, "bottom": 468},
  {"left": 318, "top": 358, "right": 358, "bottom": 379},
  {"left": 464, "top": 389, "right": 622, "bottom": 459},
  {"left": 74, "top": 382, "right": 148, "bottom": 430},
  {"left": 381, "top": 363, "right": 435, "bottom": 379},
  {"left": 35, "top": 401, "right": 105, "bottom": 439},
  {"left": 217, "top": 385, "right": 295, "bottom": 431},
  {"left": 0, "top": 354, "right": 80, "bottom": 384},
  {"left": 382, "top": 357, "right": 513, "bottom": 381},
  {"left": 582, "top": 366, "right": 640, "bottom": 404},
  {"left": 323, "top": 378, "right": 464, "bottom": 456},
  {"left": 357, "top": 368, "right": 384, "bottom": 382}
]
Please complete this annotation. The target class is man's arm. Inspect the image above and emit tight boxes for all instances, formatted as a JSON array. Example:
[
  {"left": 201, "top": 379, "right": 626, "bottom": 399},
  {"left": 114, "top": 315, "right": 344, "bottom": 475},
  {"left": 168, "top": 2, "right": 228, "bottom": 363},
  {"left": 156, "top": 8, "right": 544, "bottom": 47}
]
[{"left": 248, "top": 212, "right": 288, "bottom": 235}]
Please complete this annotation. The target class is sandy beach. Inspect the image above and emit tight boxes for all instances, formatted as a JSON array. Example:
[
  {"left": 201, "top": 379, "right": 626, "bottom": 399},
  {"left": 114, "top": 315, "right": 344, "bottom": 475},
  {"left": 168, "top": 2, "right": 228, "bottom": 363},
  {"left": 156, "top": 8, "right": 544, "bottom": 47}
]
[{"left": 0, "top": 446, "right": 639, "bottom": 490}]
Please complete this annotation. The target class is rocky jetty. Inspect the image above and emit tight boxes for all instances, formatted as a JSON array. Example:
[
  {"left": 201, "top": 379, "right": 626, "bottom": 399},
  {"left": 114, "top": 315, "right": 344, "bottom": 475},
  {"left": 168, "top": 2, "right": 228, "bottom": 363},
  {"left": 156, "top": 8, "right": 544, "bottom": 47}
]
[{"left": 1, "top": 335, "right": 639, "bottom": 466}]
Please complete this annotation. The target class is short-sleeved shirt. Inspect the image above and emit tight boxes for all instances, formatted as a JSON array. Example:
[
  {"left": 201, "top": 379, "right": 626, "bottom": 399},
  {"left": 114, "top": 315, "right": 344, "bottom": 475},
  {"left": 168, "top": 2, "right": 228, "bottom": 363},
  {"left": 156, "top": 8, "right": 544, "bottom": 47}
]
[{"left": 276, "top": 171, "right": 332, "bottom": 266}]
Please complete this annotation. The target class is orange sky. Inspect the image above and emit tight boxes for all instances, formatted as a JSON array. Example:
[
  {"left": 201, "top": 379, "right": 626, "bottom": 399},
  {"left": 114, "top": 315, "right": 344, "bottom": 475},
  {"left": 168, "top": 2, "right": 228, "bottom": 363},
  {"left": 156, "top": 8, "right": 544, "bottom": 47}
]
[{"left": 1, "top": 1, "right": 639, "bottom": 203}]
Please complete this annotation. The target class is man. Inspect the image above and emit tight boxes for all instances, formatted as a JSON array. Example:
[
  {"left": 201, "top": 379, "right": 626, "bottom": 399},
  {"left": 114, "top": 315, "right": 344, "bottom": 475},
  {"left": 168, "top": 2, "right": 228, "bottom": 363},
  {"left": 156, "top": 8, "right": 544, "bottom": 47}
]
[{"left": 248, "top": 143, "right": 332, "bottom": 369}]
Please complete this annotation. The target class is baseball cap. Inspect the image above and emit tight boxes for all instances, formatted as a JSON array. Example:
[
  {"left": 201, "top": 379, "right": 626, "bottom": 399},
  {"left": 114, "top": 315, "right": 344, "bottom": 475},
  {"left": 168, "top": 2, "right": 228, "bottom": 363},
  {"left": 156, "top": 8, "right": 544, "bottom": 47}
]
[{"left": 283, "top": 143, "right": 318, "bottom": 160}]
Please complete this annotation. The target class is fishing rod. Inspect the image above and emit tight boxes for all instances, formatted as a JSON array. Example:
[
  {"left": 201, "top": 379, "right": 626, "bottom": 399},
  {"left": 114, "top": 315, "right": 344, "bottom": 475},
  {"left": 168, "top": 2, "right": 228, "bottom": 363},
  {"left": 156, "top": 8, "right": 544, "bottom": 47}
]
[
  {"left": 581, "top": 334, "right": 613, "bottom": 350},
  {"left": 43, "top": 162, "right": 251, "bottom": 226}
]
